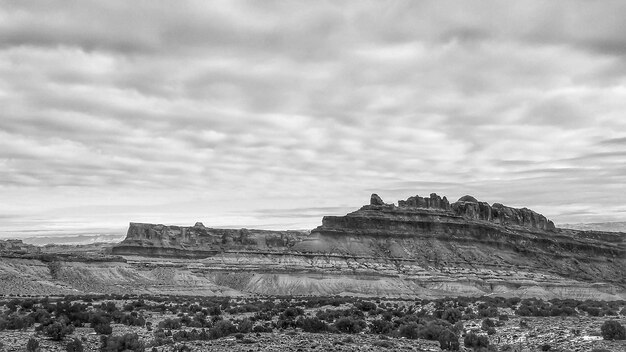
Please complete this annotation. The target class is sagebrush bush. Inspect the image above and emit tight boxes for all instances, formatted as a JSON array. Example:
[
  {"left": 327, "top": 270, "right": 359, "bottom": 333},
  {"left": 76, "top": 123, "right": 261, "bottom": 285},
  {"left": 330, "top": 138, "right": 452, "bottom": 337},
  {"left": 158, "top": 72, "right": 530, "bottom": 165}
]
[
  {"left": 438, "top": 328, "right": 459, "bottom": 351},
  {"left": 297, "top": 317, "right": 329, "bottom": 333},
  {"left": 209, "top": 320, "right": 236, "bottom": 339},
  {"left": 93, "top": 322, "right": 113, "bottom": 335},
  {"left": 44, "top": 321, "right": 75, "bottom": 341},
  {"left": 600, "top": 320, "right": 626, "bottom": 340},
  {"left": 442, "top": 308, "right": 462, "bottom": 324},
  {"left": 333, "top": 317, "right": 366, "bottom": 334},
  {"left": 464, "top": 332, "right": 489, "bottom": 348},
  {"left": 398, "top": 322, "right": 420, "bottom": 339},
  {"left": 369, "top": 319, "right": 393, "bottom": 334},
  {"left": 66, "top": 338, "right": 84, "bottom": 352},
  {"left": 100, "top": 333, "right": 144, "bottom": 352}
]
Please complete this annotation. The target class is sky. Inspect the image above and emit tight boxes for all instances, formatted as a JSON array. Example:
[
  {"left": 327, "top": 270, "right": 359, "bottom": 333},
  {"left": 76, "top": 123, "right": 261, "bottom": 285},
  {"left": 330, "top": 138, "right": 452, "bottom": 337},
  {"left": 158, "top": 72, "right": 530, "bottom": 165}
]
[{"left": 1, "top": 0, "right": 626, "bottom": 240}]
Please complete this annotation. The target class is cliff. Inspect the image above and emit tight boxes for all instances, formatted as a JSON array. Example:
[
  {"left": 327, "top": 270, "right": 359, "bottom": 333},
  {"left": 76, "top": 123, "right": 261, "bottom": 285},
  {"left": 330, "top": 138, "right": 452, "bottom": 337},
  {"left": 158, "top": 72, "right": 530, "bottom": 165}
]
[
  {"left": 112, "top": 222, "right": 307, "bottom": 257},
  {"left": 301, "top": 194, "right": 623, "bottom": 283},
  {"left": 100, "top": 193, "right": 626, "bottom": 299}
]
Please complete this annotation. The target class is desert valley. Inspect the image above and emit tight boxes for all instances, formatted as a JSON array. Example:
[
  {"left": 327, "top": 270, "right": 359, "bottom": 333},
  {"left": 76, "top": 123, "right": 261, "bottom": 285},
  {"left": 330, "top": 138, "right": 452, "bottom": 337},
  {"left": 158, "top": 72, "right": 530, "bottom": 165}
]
[
  {"left": 1, "top": 193, "right": 624, "bottom": 351},
  {"left": 3, "top": 2, "right": 626, "bottom": 351}
]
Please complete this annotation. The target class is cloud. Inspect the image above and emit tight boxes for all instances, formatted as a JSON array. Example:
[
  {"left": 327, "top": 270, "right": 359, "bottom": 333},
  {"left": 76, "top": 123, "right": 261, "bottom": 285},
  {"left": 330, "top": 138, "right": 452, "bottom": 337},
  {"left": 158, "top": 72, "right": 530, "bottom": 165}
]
[{"left": 0, "top": 0, "right": 625, "bottom": 237}]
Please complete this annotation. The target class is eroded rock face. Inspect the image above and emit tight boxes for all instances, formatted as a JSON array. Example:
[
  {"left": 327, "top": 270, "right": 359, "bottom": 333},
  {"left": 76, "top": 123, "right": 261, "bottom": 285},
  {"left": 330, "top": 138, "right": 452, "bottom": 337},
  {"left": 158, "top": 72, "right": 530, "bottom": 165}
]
[
  {"left": 107, "top": 192, "right": 625, "bottom": 300},
  {"left": 393, "top": 193, "right": 555, "bottom": 231},
  {"left": 112, "top": 223, "right": 307, "bottom": 257},
  {"left": 452, "top": 199, "right": 555, "bottom": 231},
  {"left": 397, "top": 193, "right": 451, "bottom": 210}
]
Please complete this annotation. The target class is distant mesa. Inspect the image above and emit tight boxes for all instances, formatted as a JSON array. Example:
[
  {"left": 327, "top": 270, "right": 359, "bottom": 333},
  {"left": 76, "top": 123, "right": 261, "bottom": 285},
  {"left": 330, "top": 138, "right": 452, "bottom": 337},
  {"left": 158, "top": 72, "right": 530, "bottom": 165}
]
[
  {"left": 101, "top": 190, "right": 625, "bottom": 299},
  {"left": 0, "top": 239, "right": 40, "bottom": 254}
]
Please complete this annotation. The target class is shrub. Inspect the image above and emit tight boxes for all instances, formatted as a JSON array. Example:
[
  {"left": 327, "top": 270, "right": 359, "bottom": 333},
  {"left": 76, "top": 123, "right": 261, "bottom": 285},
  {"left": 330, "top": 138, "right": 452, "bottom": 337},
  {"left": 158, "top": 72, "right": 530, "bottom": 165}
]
[
  {"left": 93, "top": 322, "right": 113, "bottom": 335},
  {"left": 207, "top": 305, "right": 221, "bottom": 316},
  {"left": 280, "top": 307, "right": 304, "bottom": 319},
  {"left": 158, "top": 318, "right": 182, "bottom": 330},
  {"left": 66, "top": 338, "right": 84, "bottom": 352},
  {"left": 418, "top": 320, "right": 453, "bottom": 341},
  {"left": 398, "top": 322, "right": 420, "bottom": 339},
  {"left": 100, "top": 302, "right": 118, "bottom": 314},
  {"left": 44, "top": 321, "right": 75, "bottom": 341},
  {"left": 600, "top": 320, "right": 626, "bottom": 340},
  {"left": 121, "top": 313, "right": 146, "bottom": 327},
  {"left": 26, "top": 337, "right": 39, "bottom": 352},
  {"left": 30, "top": 309, "right": 52, "bottom": 324},
  {"left": 586, "top": 307, "right": 602, "bottom": 317},
  {"left": 369, "top": 319, "right": 393, "bottom": 334},
  {"left": 276, "top": 318, "right": 296, "bottom": 329},
  {"left": 209, "top": 320, "right": 236, "bottom": 339},
  {"left": 2, "top": 313, "right": 35, "bottom": 330},
  {"left": 100, "top": 333, "right": 144, "bottom": 352},
  {"left": 438, "top": 329, "right": 459, "bottom": 351},
  {"left": 297, "top": 317, "right": 329, "bottom": 333},
  {"left": 355, "top": 301, "right": 377, "bottom": 312},
  {"left": 478, "top": 307, "right": 498, "bottom": 318},
  {"left": 481, "top": 318, "right": 495, "bottom": 331},
  {"left": 333, "top": 317, "right": 366, "bottom": 334},
  {"left": 464, "top": 332, "right": 489, "bottom": 348},
  {"left": 442, "top": 308, "right": 462, "bottom": 324},
  {"left": 21, "top": 299, "right": 35, "bottom": 311}
]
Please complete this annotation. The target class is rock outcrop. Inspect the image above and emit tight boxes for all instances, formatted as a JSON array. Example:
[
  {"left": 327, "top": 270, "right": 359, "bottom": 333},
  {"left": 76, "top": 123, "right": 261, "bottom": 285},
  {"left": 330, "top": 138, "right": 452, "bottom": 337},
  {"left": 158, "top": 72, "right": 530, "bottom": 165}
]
[
  {"left": 397, "top": 193, "right": 451, "bottom": 210},
  {"left": 75, "top": 192, "right": 625, "bottom": 299},
  {"left": 112, "top": 222, "right": 307, "bottom": 257},
  {"left": 370, "top": 193, "right": 386, "bottom": 206},
  {"left": 392, "top": 193, "right": 554, "bottom": 231},
  {"left": 0, "top": 239, "right": 40, "bottom": 254}
]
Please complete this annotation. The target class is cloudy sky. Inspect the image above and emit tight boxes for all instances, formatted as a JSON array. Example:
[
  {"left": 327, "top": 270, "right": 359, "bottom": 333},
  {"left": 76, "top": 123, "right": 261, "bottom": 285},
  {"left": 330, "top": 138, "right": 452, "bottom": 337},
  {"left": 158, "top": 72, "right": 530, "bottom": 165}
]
[{"left": 1, "top": 0, "right": 626, "bottom": 239}]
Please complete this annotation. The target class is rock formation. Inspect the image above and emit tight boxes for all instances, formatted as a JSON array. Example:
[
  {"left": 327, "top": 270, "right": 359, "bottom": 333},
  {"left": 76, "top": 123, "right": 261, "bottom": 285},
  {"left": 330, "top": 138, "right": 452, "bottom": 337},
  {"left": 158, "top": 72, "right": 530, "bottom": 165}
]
[
  {"left": 112, "top": 223, "right": 307, "bottom": 257},
  {"left": 392, "top": 193, "right": 554, "bottom": 231},
  {"left": 397, "top": 193, "right": 451, "bottom": 210},
  {"left": 0, "top": 239, "right": 40, "bottom": 254},
  {"left": 4, "top": 192, "right": 621, "bottom": 299},
  {"left": 370, "top": 193, "right": 386, "bottom": 206}
]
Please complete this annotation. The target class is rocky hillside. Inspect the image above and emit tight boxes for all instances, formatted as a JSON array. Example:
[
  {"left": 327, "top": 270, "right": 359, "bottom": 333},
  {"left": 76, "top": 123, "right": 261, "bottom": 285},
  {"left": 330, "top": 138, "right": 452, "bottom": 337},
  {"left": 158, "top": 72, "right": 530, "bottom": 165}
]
[
  {"left": 107, "top": 193, "right": 626, "bottom": 300},
  {"left": 3, "top": 192, "right": 624, "bottom": 299}
]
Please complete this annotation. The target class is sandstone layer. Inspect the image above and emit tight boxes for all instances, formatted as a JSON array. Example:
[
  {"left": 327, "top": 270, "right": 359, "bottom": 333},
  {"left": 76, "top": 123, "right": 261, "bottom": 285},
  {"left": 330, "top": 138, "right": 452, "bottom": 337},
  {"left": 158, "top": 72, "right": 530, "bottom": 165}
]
[
  {"left": 108, "top": 193, "right": 626, "bottom": 299},
  {"left": 3, "top": 193, "right": 623, "bottom": 299},
  {"left": 113, "top": 222, "right": 307, "bottom": 257}
]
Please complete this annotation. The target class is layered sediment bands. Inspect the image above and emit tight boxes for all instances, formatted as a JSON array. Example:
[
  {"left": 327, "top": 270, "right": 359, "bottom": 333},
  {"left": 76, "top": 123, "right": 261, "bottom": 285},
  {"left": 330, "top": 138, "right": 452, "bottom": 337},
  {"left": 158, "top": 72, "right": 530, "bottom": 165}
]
[
  {"left": 103, "top": 193, "right": 625, "bottom": 299},
  {"left": 112, "top": 222, "right": 307, "bottom": 257}
]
